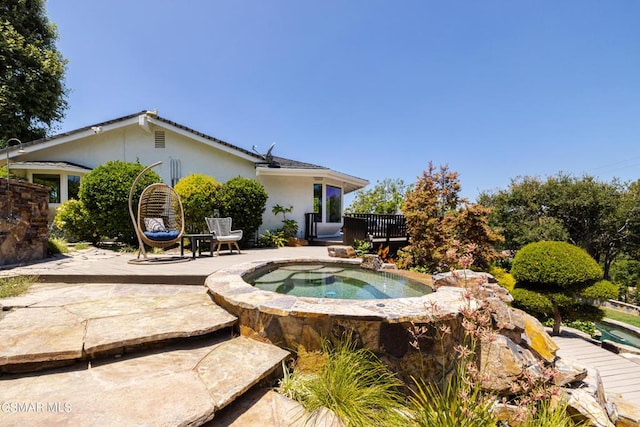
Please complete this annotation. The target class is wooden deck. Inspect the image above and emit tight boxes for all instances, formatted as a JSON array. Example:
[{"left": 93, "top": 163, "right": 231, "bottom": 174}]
[{"left": 553, "top": 332, "right": 640, "bottom": 405}]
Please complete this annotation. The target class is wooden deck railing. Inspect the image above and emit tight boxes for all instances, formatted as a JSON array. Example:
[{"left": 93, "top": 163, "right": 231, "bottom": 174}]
[{"left": 342, "top": 214, "right": 408, "bottom": 245}]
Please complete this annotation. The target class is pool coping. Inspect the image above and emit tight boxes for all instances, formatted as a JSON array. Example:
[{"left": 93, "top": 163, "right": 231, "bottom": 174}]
[{"left": 205, "top": 258, "right": 471, "bottom": 323}]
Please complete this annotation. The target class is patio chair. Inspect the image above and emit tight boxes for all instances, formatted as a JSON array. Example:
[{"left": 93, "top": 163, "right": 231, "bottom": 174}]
[{"left": 205, "top": 217, "right": 242, "bottom": 255}]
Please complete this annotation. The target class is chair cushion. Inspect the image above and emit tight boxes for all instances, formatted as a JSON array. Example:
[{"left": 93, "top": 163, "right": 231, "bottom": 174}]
[
  {"left": 143, "top": 230, "right": 180, "bottom": 241},
  {"left": 144, "top": 217, "right": 167, "bottom": 232},
  {"left": 216, "top": 234, "right": 242, "bottom": 242}
]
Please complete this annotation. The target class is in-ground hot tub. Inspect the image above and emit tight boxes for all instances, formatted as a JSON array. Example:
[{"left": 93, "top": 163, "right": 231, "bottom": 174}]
[
  {"left": 243, "top": 261, "right": 433, "bottom": 300},
  {"left": 205, "top": 258, "right": 469, "bottom": 355}
]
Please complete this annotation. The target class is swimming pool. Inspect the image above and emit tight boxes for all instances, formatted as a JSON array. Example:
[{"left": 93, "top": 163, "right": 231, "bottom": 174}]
[
  {"left": 242, "top": 262, "right": 432, "bottom": 300},
  {"left": 596, "top": 320, "right": 640, "bottom": 349}
]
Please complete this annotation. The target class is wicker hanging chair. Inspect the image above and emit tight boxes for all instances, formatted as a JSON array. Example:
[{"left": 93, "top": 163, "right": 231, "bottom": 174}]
[{"left": 128, "top": 161, "right": 187, "bottom": 263}]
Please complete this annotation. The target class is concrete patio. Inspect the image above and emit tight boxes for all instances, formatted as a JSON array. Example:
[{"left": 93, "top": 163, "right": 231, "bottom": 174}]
[{"left": 0, "top": 245, "right": 334, "bottom": 284}]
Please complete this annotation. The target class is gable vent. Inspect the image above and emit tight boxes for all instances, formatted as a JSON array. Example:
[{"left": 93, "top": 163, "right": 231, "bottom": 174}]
[{"left": 154, "top": 131, "right": 165, "bottom": 148}]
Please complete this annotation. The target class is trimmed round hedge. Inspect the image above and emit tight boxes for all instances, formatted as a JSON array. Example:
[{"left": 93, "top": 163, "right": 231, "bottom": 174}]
[
  {"left": 511, "top": 288, "right": 553, "bottom": 317},
  {"left": 511, "top": 241, "right": 602, "bottom": 288},
  {"left": 581, "top": 279, "right": 619, "bottom": 301}
]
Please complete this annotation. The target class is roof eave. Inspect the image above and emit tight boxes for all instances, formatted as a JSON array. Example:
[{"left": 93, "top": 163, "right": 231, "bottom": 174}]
[{"left": 256, "top": 166, "right": 369, "bottom": 193}]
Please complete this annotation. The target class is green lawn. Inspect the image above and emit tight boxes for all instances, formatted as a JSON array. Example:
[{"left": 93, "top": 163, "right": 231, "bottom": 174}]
[{"left": 602, "top": 307, "right": 640, "bottom": 328}]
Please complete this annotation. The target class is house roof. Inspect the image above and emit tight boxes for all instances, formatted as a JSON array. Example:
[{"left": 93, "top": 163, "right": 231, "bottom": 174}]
[{"left": 3, "top": 110, "right": 369, "bottom": 192}]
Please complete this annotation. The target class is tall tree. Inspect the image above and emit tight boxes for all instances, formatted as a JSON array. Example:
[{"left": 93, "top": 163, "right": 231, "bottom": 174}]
[
  {"left": 1, "top": 0, "right": 68, "bottom": 144},
  {"left": 480, "top": 173, "right": 640, "bottom": 278},
  {"left": 345, "top": 178, "right": 409, "bottom": 214},
  {"left": 477, "top": 176, "right": 569, "bottom": 250}
]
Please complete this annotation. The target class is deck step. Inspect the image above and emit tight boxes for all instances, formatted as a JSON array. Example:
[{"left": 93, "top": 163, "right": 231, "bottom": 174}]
[
  {"left": 0, "top": 284, "right": 237, "bottom": 372},
  {"left": 0, "top": 335, "right": 289, "bottom": 426}
]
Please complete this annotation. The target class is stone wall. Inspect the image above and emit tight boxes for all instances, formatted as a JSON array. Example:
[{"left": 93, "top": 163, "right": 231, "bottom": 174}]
[
  {"left": 0, "top": 178, "right": 49, "bottom": 266},
  {"left": 602, "top": 299, "right": 640, "bottom": 316}
]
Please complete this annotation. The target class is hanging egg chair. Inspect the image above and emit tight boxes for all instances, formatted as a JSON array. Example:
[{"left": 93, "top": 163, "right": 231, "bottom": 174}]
[{"left": 128, "top": 161, "right": 188, "bottom": 263}]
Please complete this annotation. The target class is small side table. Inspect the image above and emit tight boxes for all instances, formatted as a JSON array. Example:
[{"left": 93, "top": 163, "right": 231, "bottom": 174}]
[{"left": 181, "top": 234, "right": 214, "bottom": 259}]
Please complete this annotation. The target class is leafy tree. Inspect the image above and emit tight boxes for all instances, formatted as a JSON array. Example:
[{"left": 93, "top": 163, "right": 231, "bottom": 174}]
[
  {"left": 174, "top": 173, "right": 221, "bottom": 234},
  {"left": 480, "top": 173, "right": 640, "bottom": 278},
  {"left": 610, "top": 257, "right": 640, "bottom": 303},
  {"left": 510, "top": 241, "right": 615, "bottom": 335},
  {"left": 345, "top": 178, "right": 409, "bottom": 214},
  {"left": 399, "top": 163, "right": 458, "bottom": 269},
  {"left": 0, "top": 0, "right": 68, "bottom": 144},
  {"left": 399, "top": 162, "right": 502, "bottom": 271},
  {"left": 79, "top": 161, "right": 161, "bottom": 244},
  {"left": 216, "top": 176, "right": 267, "bottom": 247},
  {"left": 477, "top": 176, "right": 569, "bottom": 250}
]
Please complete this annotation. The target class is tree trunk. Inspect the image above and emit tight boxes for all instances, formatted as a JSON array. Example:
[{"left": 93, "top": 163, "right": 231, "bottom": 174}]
[{"left": 552, "top": 305, "right": 562, "bottom": 336}]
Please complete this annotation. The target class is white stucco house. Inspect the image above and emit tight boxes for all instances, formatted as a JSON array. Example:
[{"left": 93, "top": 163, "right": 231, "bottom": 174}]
[{"left": 2, "top": 110, "right": 368, "bottom": 239}]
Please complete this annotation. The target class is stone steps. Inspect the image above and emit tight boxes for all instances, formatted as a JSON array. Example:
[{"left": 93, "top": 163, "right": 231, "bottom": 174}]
[
  {"left": 0, "top": 283, "right": 237, "bottom": 373},
  {"left": 0, "top": 283, "right": 294, "bottom": 426},
  {"left": 0, "top": 335, "right": 290, "bottom": 426},
  {"left": 212, "top": 387, "right": 308, "bottom": 426}
]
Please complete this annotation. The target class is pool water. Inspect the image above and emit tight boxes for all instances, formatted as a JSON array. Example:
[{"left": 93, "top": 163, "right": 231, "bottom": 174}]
[
  {"left": 243, "top": 263, "right": 432, "bottom": 300},
  {"left": 596, "top": 321, "right": 640, "bottom": 349}
]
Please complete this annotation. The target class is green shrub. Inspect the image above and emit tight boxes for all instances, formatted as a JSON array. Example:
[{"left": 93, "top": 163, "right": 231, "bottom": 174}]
[
  {"left": 47, "top": 238, "right": 69, "bottom": 255},
  {"left": 216, "top": 176, "right": 268, "bottom": 247},
  {"left": 519, "top": 397, "right": 576, "bottom": 427},
  {"left": 561, "top": 303, "right": 604, "bottom": 323},
  {"left": 272, "top": 205, "right": 299, "bottom": 238},
  {"left": 511, "top": 241, "right": 602, "bottom": 288},
  {"left": 545, "top": 318, "right": 598, "bottom": 338},
  {"left": 353, "top": 239, "right": 372, "bottom": 257},
  {"left": 410, "top": 373, "right": 498, "bottom": 427},
  {"left": 278, "top": 337, "right": 409, "bottom": 426},
  {"left": 581, "top": 279, "right": 619, "bottom": 302},
  {"left": 511, "top": 288, "right": 553, "bottom": 319},
  {"left": 53, "top": 199, "right": 98, "bottom": 243},
  {"left": 80, "top": 161, "right": 161, "bottom": 245},
  {"left": 257, "top": 230, "right": 286, "bottom": 248},
  {"left": 174, "top": 173, "right": 221, "bottom": 233},
  {"left": 489, "top": 265, "right": 515, "bottom": 292}
]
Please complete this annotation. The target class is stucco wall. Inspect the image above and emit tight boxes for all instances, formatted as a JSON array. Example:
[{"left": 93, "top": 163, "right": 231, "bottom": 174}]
[
  {"left": 258, "top": 175, "right": 348, "bottom": 237},
  {"left": 259, "top": 175, "right": 315, "bottom": 237},
  {"left": 0, "top": 179, "right": 49, "bottom": 266},
  {"left": 19, "top": 125, "right": 256, "bottom": 186}
]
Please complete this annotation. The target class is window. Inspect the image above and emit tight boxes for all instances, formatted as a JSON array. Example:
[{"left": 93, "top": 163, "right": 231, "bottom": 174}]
[
  {"left": 313, "top": 183, "right": 323, "bottom": 222},
  {"left": 155, "top": 131, "right": 165, "bottom": 148},
  {"left": 33, "top": 174, "right": 61, "bottom": 203},
  {"left": 326, "top": 185, "right": 342, "bottom": 223},
  {"left": 68, "top": 175, "right": 81, "bottom": 200}
]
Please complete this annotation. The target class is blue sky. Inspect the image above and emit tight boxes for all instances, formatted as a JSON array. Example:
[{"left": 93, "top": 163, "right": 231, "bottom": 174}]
[{"left": 46, "top": 1, "right": 640, "bottom": 203}]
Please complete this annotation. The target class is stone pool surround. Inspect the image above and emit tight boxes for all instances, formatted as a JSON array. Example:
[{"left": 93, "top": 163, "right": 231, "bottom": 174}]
[{"left": 204, "top": 258, "right": 473, "bottom": 354}]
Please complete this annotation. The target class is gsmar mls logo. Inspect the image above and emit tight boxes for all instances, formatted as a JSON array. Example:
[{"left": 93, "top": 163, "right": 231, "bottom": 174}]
[{"left": 1, "top": 401, "right": 72, "bottom": 413}]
